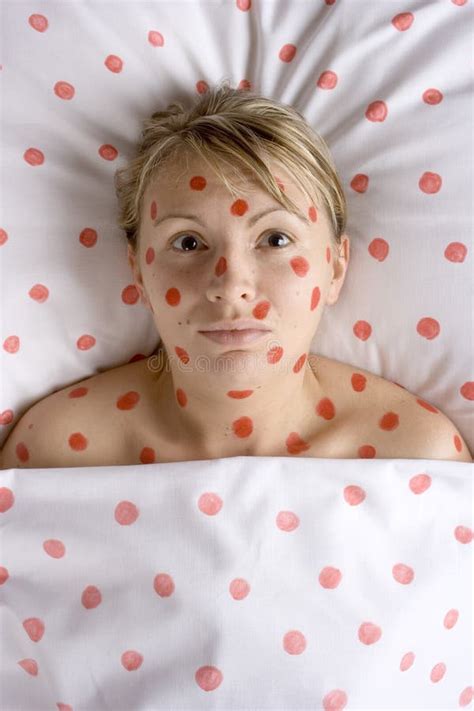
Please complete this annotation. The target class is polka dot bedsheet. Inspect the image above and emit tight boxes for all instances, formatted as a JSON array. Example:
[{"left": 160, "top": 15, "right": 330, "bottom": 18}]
[
  {"left": 0, "top": 456, "right": 472, "bottom": 709},
  {"left": 0, "top": 0, "right": 473, "bottom": 455}
]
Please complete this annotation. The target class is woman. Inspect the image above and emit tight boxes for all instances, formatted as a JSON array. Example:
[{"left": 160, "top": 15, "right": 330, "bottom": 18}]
[{"left": 1, "top": 82, "right": 471, "bottom": 467}]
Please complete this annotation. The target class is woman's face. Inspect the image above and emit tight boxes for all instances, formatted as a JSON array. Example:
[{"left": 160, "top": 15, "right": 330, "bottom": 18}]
[{"left": 129, "top": 152, "right": 349, "bottom": 370}]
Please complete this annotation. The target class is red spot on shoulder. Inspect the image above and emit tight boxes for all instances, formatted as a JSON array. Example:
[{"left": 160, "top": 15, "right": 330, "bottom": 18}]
[
  {"left": 116, "top": 391, "right": 140, "bottom": 410},
  {"left": 454, "top": 434, "right": 463, "bottom": 453},
  {"left": 379, "top": 412, "right": 400, "bottom": 431},
  {"left": 232, "top": 416, "right": 253, "bottom": 438},
  {"left": 68, "top": 387, "right": 88, "bottom": 398},
  {"left": 165, "top": 287, "right": 181, "bottom": 306},
  {"left": 286, "top": 432, "right": 310, "bottom": 454},
  {"left": 230, "top": 199, "right": 248, "bottom": 216},
  {"left": 227, "top": 390, "right": 253, "bottom": 399},
  {"left": 68, "top": 432, "right": 88, "bottom": 451},
  {"left": 140, "top": 447, "right": 156, "bottom": 464},
  {"left": 16, "top": 442, "right": 29, "bottom": 462},
  {"left": 293, "top": 354, "right": 307, "bottom": 373},
  {"left": 175, "top": 346, "right": 190, "bottom": 364},
  {"left": 316, "top": 397, "right": 336, "bottom": 420},
  {"left": 176, "top": 388, "right": 187, "bottom": 407},
  {"left": 416, "top": 398, "right": 439, "bottom": 414},
  {"left": 290, "top": 256, "right": 310, "bottom": 277},
  {"left": 267, "top": 346, "right": 283, "bottom": 364},
  {"left": 351, "top": 373, "right": 367, "bottom": 392},
  {"left": 358, "top": 444, "right": 376, "bottom": 458},
  {"left": 190, "top": 176, "right": 207, "bottom": 190}
]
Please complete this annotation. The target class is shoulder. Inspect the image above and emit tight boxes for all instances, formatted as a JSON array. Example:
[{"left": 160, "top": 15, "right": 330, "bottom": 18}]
[{"left": 0, "top": 358, "right": 148, "bottom": 469}]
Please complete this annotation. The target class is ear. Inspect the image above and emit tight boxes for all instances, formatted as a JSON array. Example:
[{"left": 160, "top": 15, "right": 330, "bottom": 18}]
[
  {"left": 326, "top": 234, "right": 350, "bottom": 306},
  {"left": 127, "top": 242, "right": 152, "bottom": 309}
]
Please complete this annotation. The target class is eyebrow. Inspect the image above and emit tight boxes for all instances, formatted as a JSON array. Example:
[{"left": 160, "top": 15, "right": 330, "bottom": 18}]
[{"left": 153, "top": 206, "right": 309, "bottom": 228}]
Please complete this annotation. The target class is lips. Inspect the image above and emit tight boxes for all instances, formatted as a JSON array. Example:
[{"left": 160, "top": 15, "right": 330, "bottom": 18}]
[{"left": 199, "top": 329, "right": 271, "bottom": 345}]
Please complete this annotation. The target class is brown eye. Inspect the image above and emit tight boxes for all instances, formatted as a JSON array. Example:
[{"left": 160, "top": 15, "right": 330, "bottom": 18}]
[
  {"left": 261, "top": 231, "right": 292, "bottom": 248},
  {"left": 171, "top": 234, "right": 203, "bottom": 252}
]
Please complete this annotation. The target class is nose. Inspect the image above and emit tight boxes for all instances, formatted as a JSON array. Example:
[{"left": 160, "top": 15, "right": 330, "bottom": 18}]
[{"left": 206, "top": 257, "right": 257, "bottom": 304}]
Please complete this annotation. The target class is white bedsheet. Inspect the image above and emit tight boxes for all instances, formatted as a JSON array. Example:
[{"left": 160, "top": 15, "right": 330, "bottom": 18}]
[{"left": 0, "top": 456, "right": 472, "bottom": 710}]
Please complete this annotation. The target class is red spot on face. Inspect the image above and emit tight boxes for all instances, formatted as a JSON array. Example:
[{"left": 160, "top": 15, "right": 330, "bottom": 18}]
[
  {"left": 232, "top": 416, "right": 253, "bottom": 438},
  {"left": 227, "top": 390, "right": 254, "bottom": 399},
  {"left": 351, "top": 373, "right": 367, "bottom": 392},
  {"left": 175, "top": 346, "right": 190, "bottom": 364},
  {"left": 359, "top": 444, "right": 376, "bottom": 458},
  {"left": 189, "top": 175, "right": 207, "bottom": 190},
  {"left": 416, "top": 399, "right": 439, "bottom": 414},
  {"left": 176, "top": 388, "right": 187, "bottom": 407},
  {"left": 16, "top": 442, "right": 29, "bottom": 462},
  {"left": 165, "top": 287, "right": 181, "bottom": 306},
  {"left": 68, "top": 387, "right": 88, "bottom": 398},
  {"left": 326, "top": 246, "right": 331, "bottom": 264},
  {"left": 267, "top": 346, "right": 283, "bottom": 364},
  {"left": 308, "top": 206, "right": 318, "bottom": 222},
  {"left": 68, "top": 432, "right": 88, "bottom": 451},
  {"left": 116, "top": 391, "right": 141, "bottom": 410},
  {"left": 310, "top": 287, "right": 320, "bottom": 310},
  {"left": 316, "top": 397, "right": 336, "bottom": 420},
  {"left": 290, "top": 256, "right": 310, "bottom": 277},
  {"left": 140, "top": 447, "right": 156, "bottom": 464},
  {"left": 286, "top": 432, "right": 310, "bottom": 454},
  {"left": 379, "top": 412, "right": 400, "bottom": 431},
  {"left": 150, "top": 201, "right": 157, "bottom": 221},
  {"left": 293, "top": 354, "right": 307, "bottom": 373},
  {"left": 230, "top": 199, "right": 248, "bottom": 216},
  {"left": 253, "top": 300, "right": 271, "bottom": 319},
  {"left": 146, "top": 247, "right": 155, "bottom": 265},
  {"left": 215, "top": 257, "right": 227, "bottom": 276}
]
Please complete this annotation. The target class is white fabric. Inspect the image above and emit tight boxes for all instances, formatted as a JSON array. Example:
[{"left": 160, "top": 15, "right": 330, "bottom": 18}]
[
  {"left": 0, "top": 456, "right": 472, "bottom": 710},
  {"left": 1, "top": 0, "right": 473, "bottom": 454}
]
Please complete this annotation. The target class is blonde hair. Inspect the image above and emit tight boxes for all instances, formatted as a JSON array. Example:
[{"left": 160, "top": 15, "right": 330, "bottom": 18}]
[{"left": 114, "top": 80, "right": 347, "bottom": 253}]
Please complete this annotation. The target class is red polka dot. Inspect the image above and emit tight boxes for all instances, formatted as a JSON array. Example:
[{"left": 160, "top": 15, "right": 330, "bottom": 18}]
[
  {"left": 308, "top": 205, "right": 318, "bottom": 222},
  {"left": 365, "top": 101, "right": 388, "bottom": 122},
  {"left": 416, "top": 317, "right": 440, "bottom": 340},
  {"left": 267, "top": 346, "right": 283, "bottom": 364},
  {"left": 358, "top": 622, "right": 382, "bottom": 645},
  {"left": 176, "top": 388, "right": 187, "bottom": 407},
  {"left": 286, "top": 432, "right": 310, "bottom": 454},
  {"left": 350, "top": 174, "right": 369, "bottom": 193},
  {"left": 3, "top": 335, "right": 20, "bottom": 353},
  {"left": 460, "top": 382, "right": 474, "bottom": 400},
  {"left": 351, "top": 373, "right": 367, "bottom": 392},
  {"left": 54, "top": 81, "right": 75, "bottom": 100},
  {"left": 68, "top": 432, "right": 88, "bottom": 451},
  {"left": 379, "top": 411, "right": 399, "bottom": 431},
  {"left": 319, "top": 566, "right": 342, "bottom": 589},
  {"left": 316, "top": 397, "right": 336, "bottom": 420},
  {"left": 368, "top": 238, "right": 389, "bottom": 262},
  {"left": 43, "top": 539, "right": 65, "bottom": 558},
  {"left": 104, "top": 55, "right": 123, "bottom": 73},
  {"left": 175, "top": 346, "right": 190, "bottom": 364},
  {"left": 23, "top": 618, "right": 45, "bottom": 642},
  {"left": 430, "top": 662, "right": 446, "bottom": 683},
  {"left": 343, "top": 485, "right": 366, "bottom": 505},
  {"left": 68, "top": 387, "right": 88, "bottom": 398},
  {"left": 322, "top": 690, "right": 348, "bottom": 711},
  {"left": 391, "top": 12, "right": 414, "bottom": 31},
  {"left": 277, "top": 510, "right": 301, "bottom": 531},
  {"left": 416, "top": 398, "right": 439, "bottom": 413},
  {"left": 122, "top": 284, "right": 140, "bottom": 304},
  {"left": 353, "top": 321, "right": 372, "bottom": 341},
  {"left": 283, "top": 630, "right": 306, "bottom": 654},
  {"left": 198, "top": 492, "right": 223, "bottom": 516},
  {"left": 165, "top": 287, "right": 181, "bottom": 306},
  {"left": 215, "top": 257, "right": 227, "bottom": 276},
  {"left": 140, "top": 447, "right": 155, "bottom": 464},
  {"left": 196, "top": 80, "right": 209, "bottom": 95},
  {"left": 409, "top": 473, "right": 432, "bottom": 494},
  {"left": 121, "top": 651, "right": 143, "bottom": 671},
  {"left": 148, "top": 31, "right": 164, "bottom": 47},
  {"left": 444, "top": 242, "right": 467, "bottom": 262},
  {"left": 0, "top": 487, "right": 14, "bottom": 513},
  {"left": 392, "top": 563, "right": 414, "bottom": 585},
  {"left": 18, "top": 659, "right": 38, "bottom": 676},
  {"left": 24, "top": 148, "right": 44, "bottom": 166},
  {"left": 0, "top": 409, "right": 14, "bottom": 425},
  {"left": 230, "top": 199, "right": 248, "bottom": 216},
  {"left": 79, "top": 227, "right": 98, "bottom": 247},
  {"left": 419, "top": 172, "right": 442, "bottom": 194},
  {"left": 400, "top": 652, "right": 415, "bottom": 672},
  {"left": 238, "top": 79, "right": 252, "bottom": 90},
  {"left": 454, "top": 434, "right": 462, "bottom": 452},
  {"left": 293, "top": 353, "right": 307, "bottom": 373},
  {"left": 310, "top": 286, "right": 321, "bottom": 310},
  {"left": 229, "top": 578, "right": 251, "bottom": 600},
  {"left": 0, "top": 228, "right": 8, "bottom": 246},
  {"left": 16, "top": 442, "right": 29, "bottom": 462},
  {"left": 232, "top": 416, "right": 253, "bottom": 438},
  {"left": 28, "top": 14, "right": 48, "bottom": 32},
  {"left": 459, "top": 687, "right": 474, "bottom": 707},
  {"left": 317, "top": 70, "right": 338, "bottom": 90},
  {"left": 0, "top": 567, "right": 9, "bottom": 585},
  {"left": 279, "top": 44, "right": 297, "bottom": 62},
  {"left": 455, "top": 525, "right": 473, "bottom": 544},
  {"left": 28, "top": 284, "right": 49, "bottom": 303},
  {"left": 237, "top": 0, "right": 251, "bottom": 10},
  {"left": 115, "top": 500, "right": 139, "bottom": 525},
  {"left": 359, "top": 444, "right": 376, "bottom": 458},
  {"left": 145, "top": 247, "right": 155, "bottom": 265},
  {"left": 190, "top": 175, "right": 207, "bottom": 190},
  {"left": 98, "top": 144, "right": 118, "bottom": 161},
  {"left": 253, "top": 300, "right": 271, "bottom": 319},
  {"left": 76, "top": 334, "right": 96, "bottom": 350},
  {"left": 443, "top": 609, "right": 459, "bottom": 629},
  {"left": 423, "top": 88, "right": 443, "bottom": 105},
  {"left": 195, "top": 665, "right": 223, "bottom": 691},
  {"left": 290, "top": 256, "right": 310, "bottom": 277},
  {"left": 150, "top": 201, "right": 157, "bottom": 220},
  {"left": 227, "top": 390, "right": 253, "bottom": 399},
  {"left": 116, "top": 391, "right": 140, "bottom": 410},
  {"left": 154, "top": 573, "right": 175, "bottom": 597},
  {"left": 82, "top": 585, "right": 102, "bottom": 609}
]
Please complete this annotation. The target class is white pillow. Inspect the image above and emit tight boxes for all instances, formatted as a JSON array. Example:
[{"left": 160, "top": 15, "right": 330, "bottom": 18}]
[{"left": 1, "top": 0, "right": 472, "bottom": 453}]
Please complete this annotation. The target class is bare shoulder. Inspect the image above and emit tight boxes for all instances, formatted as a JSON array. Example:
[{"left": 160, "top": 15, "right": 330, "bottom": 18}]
[
  {"left": 311, "top": 354, "right": 473, "bottom": 462},
  {"left": 0, "top": 358, "right": 150, "bottom": 469}
]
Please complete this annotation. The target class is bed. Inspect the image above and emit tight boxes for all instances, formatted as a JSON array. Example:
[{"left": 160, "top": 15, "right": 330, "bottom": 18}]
[{"left": 1, "top": 0, "right": 472, "bottom": 709}]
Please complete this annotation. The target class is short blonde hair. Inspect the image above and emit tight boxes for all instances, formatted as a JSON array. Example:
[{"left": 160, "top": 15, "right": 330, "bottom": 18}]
[{"left": 114, "top": 80, "right": 347, "bottom": 253}]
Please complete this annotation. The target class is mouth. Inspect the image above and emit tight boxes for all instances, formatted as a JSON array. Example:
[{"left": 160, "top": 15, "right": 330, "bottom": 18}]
[{"left": 198, "top": 329, "right": 271, "bottom": 345}]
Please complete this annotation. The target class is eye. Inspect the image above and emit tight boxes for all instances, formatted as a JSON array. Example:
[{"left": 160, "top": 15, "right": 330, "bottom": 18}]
[
  {"left": 169, "top": 230, "right": 293, "bottom": 253},
  {"left": 170, "top": 233, "right": 204, "bottom": 252},
  {"left": 260, "top": 231, "right": 293, "bottom": 248}
]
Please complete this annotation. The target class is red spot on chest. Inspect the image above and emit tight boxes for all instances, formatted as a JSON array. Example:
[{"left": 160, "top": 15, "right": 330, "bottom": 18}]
[
  {"left": 232, "top": 416, "right": 253, "bottom": 438},
  {"left": 116, "top": 391, "right": 141, "bottom": 410}
]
